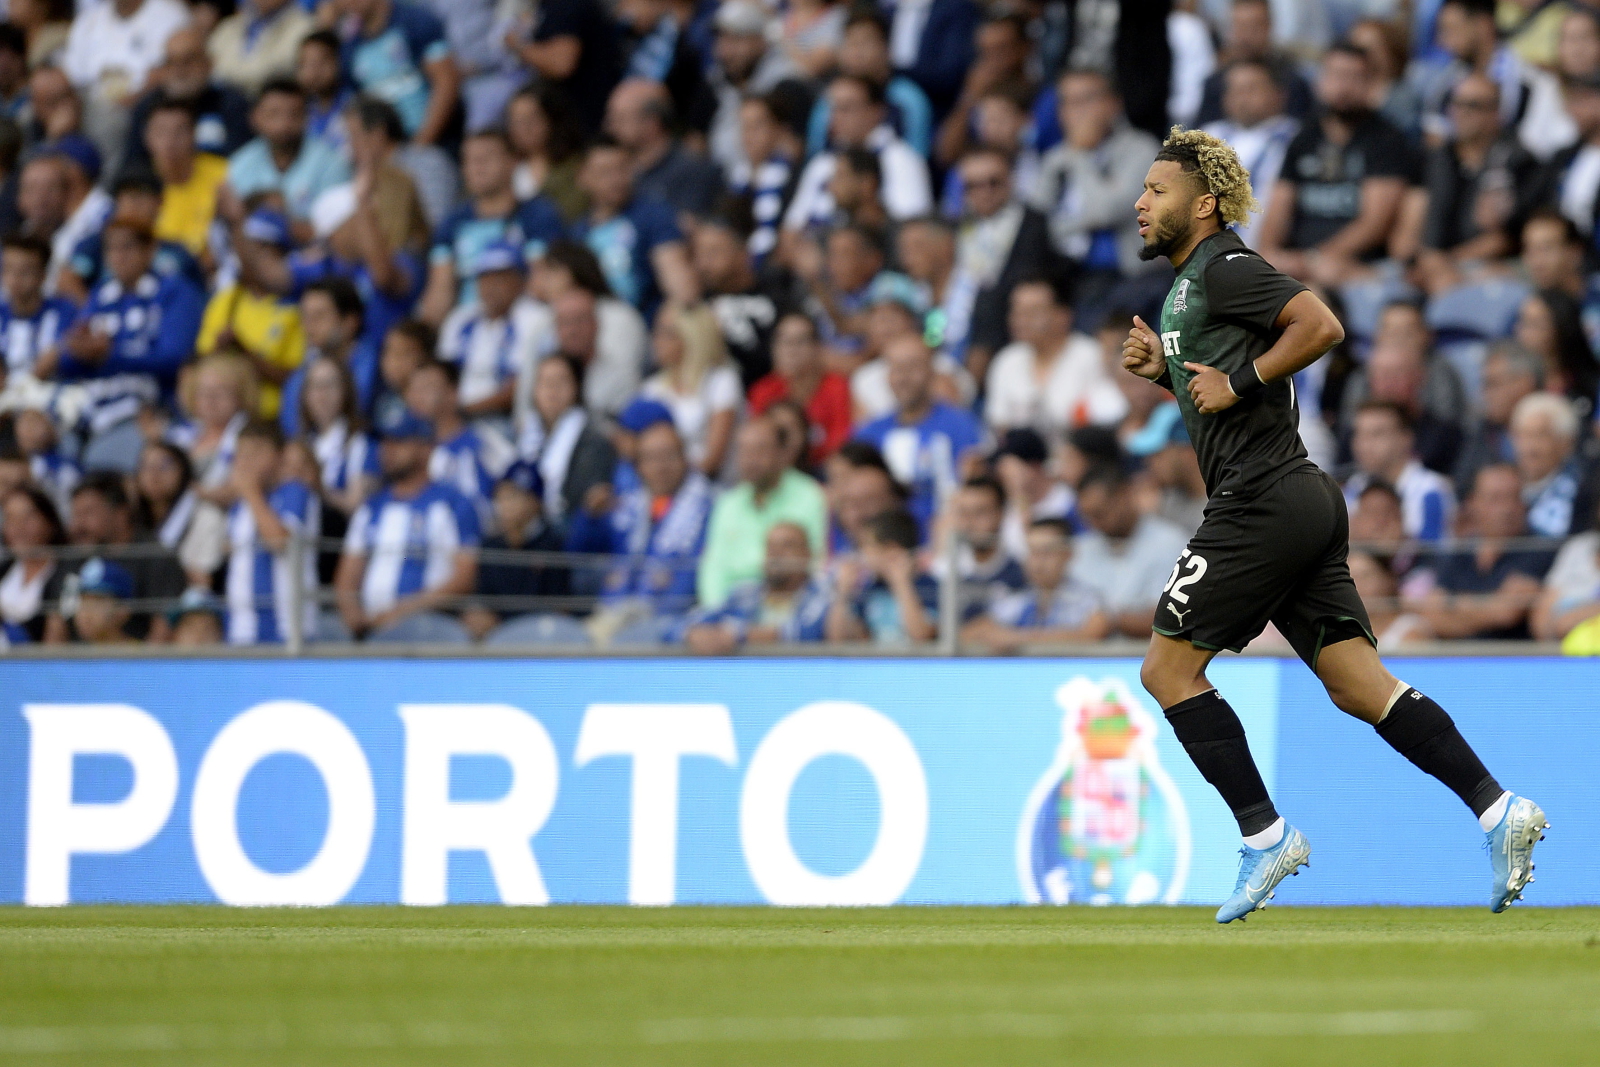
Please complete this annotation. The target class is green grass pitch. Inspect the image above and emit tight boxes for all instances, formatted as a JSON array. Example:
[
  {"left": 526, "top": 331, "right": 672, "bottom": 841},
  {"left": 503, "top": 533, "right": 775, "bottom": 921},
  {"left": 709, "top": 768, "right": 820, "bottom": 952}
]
[{"left": 1, "top": 906, "right": 1597, "bottom": 1066}]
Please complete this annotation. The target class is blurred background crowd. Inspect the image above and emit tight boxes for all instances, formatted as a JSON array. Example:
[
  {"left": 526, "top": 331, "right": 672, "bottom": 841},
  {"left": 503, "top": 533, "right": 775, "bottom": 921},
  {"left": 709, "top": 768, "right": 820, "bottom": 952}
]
[{"left": 0, "top": 0, "right": 1599, "bottom": 652}]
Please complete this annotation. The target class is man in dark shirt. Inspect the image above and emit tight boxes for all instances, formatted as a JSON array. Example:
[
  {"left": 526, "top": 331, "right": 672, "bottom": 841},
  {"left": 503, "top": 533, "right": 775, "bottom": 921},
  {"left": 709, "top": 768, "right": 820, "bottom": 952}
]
[
  {"left": 1124, "top": 127, "right": 1544, "bottom": 922},
  {"left": 1258, "top": 43, "right": 1415, "bottom": 289},
  {"left": 514, "top": 0, "right": 624, "bottom": 136},
  {"left": 1193, "top": 0, "right": 1315, "bottom": 128},
  {"left": 42, "top": 474, "right": 188, "bottom": 644},
  {"left": 460, "top": 460, "right": 569, "bottom": 641},
  {"left": 691, "top": 217, "right": 787, "bottom": 388},
  {"left": 123, "top": 27, "right": 253, "bottom": 174},
  {"left": 605, "top": 79, "right": 723, "bottom": 219}
]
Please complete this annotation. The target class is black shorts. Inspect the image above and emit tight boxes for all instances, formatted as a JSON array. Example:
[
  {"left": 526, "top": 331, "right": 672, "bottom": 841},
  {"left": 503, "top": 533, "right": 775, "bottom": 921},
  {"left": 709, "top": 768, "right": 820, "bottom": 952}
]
[{"left": 1152, "top": 466, "right": 1375, "bottom": 669}]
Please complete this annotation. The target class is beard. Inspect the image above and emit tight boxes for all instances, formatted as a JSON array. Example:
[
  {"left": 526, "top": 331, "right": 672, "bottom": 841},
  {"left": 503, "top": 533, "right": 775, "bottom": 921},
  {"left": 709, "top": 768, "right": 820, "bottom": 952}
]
[
  {"left": 1138, "top": 213, "right": 1194, "bottom": 262},
  {"left": 1327, "top": 103, "right": 1372, "bottom": 125}
]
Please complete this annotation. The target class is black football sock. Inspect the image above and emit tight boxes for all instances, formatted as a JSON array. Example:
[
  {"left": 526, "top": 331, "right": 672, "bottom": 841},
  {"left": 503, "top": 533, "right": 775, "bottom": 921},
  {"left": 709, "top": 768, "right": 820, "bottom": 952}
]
[
  {"left": 1163, "top": 690, "right": 1279, "bottom": 837},
  {"left": 1375, "top": 688, "right": 1502, "bottom": 817}
]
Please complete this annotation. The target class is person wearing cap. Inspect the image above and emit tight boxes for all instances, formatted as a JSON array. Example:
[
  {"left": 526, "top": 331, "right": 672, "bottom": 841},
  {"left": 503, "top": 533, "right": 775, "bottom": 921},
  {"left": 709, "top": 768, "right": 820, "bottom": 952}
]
[
  {"left": 567, "top": 418, "right": 714, "bottom": 623},
  {"left": 436, "top": 240, "right": 552, "bottom": 427},
  {"left": 604, "top": 395, "right": 673, "bottom": 497},
  {"left": 143, "top": 99, "right": 229, "bottom": 260},
  {"left": 41, "top": 214, "right": 204, "bottom": 473},
  {"left": 197, "top": 207, "right": 306, "bottom": 420},
  {"left": 749, "top": 312, "right": 853, "bottom": 468},
  {"left": 168, "top": 586, "right": 226, "bottom": 645},
  {"left": 852, "top": 334, "right": 985, "bottom": 538},
  {"left": 984, "top": 276, "right": 1124, "bottom": 439},
  {"left": 67, "top": 556, "right": 139, "bottom": 644},
  {"left": 225, "top": 418, "right": 320, "bottom": 645},
  {"left": 222, "top": 77, "right": 352, "bottom": 227},
  {"left": 404, "top": 359, "right": 515, "bottom": 526},
  {"left": 706, "top": 0, "right": 801, "bottom": 177},
  {"left": 60, "top": 172, "right": 206, "bottom": 304},
  {"left": 336, "top": 407, "right": 480, "bottom": 642},
  {"left": 992, "top": 426, "right": 1076, "bottom": 562},
  {"left": 459, "top": 458, "right": 570, "bottom": 641},
  {"left": 418, "top": 127, "right": 565, "bottom": 326}
]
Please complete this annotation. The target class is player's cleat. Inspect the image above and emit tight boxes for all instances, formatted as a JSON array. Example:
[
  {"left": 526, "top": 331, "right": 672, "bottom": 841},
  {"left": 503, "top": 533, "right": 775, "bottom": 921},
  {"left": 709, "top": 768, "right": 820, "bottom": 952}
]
[
  {"left": 1487, "top": 795, "right": 1548, "bottom": 913},
  {"left": 1216, "top": 825, "right": 1311, "bottom": 924}
]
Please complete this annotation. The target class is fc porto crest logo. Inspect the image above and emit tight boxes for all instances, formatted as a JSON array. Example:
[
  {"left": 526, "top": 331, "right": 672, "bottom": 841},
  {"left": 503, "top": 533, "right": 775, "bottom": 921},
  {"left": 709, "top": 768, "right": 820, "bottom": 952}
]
[
  {"left": 1018, "top": 677, "right": 1191, "bottom": 905},
  {"left": 1171, "top": 278, "right": 1190, "bottom": 313}
]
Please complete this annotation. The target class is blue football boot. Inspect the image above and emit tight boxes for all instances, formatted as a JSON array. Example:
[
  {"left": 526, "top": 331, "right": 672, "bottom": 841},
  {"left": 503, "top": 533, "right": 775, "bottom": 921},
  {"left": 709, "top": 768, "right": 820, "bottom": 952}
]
[
  {"left": 1487, "top": 796, "right": 1548, "bottom": 913},
  {"left": 1216, "top": 825, "right": 1311, "bottom": 924}
]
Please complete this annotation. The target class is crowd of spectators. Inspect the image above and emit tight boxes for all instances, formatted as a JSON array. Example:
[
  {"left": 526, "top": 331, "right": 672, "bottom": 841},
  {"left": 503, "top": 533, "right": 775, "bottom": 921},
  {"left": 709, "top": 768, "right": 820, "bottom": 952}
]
[{"left": 0, "top": 0, "right": 1599, "bottom": 653}]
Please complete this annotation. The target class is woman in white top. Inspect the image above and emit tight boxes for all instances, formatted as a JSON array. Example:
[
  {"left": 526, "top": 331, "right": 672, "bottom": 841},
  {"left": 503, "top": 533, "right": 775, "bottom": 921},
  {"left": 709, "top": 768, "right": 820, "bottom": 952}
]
[
  {"left": 984, "top": 281, "right": 1124, "bottom": 437},
  {"left": 640, "top": 302, "right": 742, "bottom": 481},
  {"left": 169, "top": 353, "right": 257, "bottom": 585},
  {"left": 0, "top": 485, "right": 65, "bottom": 644},
  {"left": 298, "top": 355, "right": 379, "bottom": 521}
]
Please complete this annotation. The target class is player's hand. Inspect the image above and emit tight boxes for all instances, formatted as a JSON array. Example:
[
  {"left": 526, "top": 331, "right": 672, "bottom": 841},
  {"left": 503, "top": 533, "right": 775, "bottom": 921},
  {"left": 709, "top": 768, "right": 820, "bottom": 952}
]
[
  {"left": 1122, "top": 316, "right": 1165, "bottom": 381},
  {"left": 1182, "top": 362, "right": 1240, "bottom": 414}
]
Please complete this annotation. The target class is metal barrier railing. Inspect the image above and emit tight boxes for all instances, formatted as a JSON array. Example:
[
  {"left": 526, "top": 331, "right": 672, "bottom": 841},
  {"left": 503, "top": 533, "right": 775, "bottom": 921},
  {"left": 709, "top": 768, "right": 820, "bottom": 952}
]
[{"left": 0, "top": 530, "right": 1584, "bottom": 655}]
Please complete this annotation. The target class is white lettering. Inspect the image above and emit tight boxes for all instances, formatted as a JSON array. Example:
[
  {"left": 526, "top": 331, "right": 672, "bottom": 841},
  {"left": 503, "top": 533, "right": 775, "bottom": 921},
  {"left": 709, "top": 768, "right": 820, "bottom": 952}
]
[
  {"left": 22, "top": 704, "right": 178, "bottom": 906},
  {"left": 1161, "top": 330, "right": 1182, "bottom": 357},
  {"left": 739, "top": 702, "right": 927, "bottom": 906},
  {"left": 575, "top": 704, "right": 737, "bottom": 906},
  {"left": 398, "top": 704, "right": 558, "bottom": 906},
  {"left": 191, "top": 701, "right": 374, "bottom": 906}
]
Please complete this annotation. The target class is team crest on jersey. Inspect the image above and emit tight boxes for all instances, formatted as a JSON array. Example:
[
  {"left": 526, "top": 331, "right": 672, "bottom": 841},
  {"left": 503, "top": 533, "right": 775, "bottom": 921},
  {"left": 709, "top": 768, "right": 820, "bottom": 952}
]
[
  {"left": 1018, "top": 676, "right": 1192, "bottom": 905},
  {"left": 1172, "top": 279, "right": 1190, "bottom": 313}
]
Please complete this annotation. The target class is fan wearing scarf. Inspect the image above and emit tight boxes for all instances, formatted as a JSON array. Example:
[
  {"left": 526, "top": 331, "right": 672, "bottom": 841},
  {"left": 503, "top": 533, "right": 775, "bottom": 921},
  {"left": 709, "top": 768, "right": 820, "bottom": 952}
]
[{"left": 516, "top": 354, "right": 618, "bottom": 529}]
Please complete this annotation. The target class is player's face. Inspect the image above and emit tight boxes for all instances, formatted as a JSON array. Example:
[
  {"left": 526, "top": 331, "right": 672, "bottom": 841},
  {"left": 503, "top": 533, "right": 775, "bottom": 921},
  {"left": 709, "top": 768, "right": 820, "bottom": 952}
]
[{"left": 1135, "top": 161, "right": 1201, "bottom": 262}]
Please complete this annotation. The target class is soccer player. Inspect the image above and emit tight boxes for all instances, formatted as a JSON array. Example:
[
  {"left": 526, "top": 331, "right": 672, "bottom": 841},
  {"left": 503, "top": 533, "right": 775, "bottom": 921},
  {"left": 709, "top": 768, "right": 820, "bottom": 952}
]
[{"left": 1121, "top": 128, "right": 1546, "bottom": 923}]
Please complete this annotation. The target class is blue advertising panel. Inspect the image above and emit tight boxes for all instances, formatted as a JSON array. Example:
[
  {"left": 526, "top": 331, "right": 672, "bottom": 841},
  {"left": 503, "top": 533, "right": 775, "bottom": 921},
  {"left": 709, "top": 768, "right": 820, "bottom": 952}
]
[{"left": 0, "top": 657, "right": 1591, "bottom": 908}]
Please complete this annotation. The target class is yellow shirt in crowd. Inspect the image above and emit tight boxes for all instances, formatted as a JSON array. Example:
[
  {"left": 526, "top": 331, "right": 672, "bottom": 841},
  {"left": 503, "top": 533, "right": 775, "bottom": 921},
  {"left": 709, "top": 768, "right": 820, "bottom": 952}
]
[
  {"left": 198, "top": 285, "right": 306, "bottom": 419},
  {"left": 156, "top": 153, "right": 229, "bottom": 256}
]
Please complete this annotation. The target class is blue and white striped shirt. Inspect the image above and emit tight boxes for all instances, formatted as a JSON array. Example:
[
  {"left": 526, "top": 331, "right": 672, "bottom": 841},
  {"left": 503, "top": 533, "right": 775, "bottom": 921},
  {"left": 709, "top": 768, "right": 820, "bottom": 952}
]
[
  {"left": 226, "top": 480, "right": 320, "bottom": 645},
  {"left": 343, "top": 482, "right": 481, "bottom": 614},
  {"left": 0, "top": 295, "right": 75, "bottom": 376}
]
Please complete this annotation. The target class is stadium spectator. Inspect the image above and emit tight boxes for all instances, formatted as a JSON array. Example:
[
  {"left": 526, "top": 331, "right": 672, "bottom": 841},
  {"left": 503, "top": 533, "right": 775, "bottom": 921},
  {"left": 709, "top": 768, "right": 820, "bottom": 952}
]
[
  {"left": 1455, "top": 344, "right": 1544, "bottom": 496},
  {"left": 1509, "top": 392, "right": 1586, "bottom": 538},
  {"left": 132, "top": 439, "right": 197, "bottom": 550},
  {"left": 697, "top": 414, "right": 827, "bottom": 608},
  {"left": 749, "top": 312, "right": 852, "bottom": 469},
  {"left": 125, "top": 27, "right": 253, "bottom": 174},
  {"left": 849, "top": 276, "right": 978, "bottom": 421},
  {"left": 526, "top": 289, "right": 631, "bottom": 426},
  {"left": 0, "top": 234, "right": 74, "bottom": 400},
  {"left": 142, "top": 100, "right": 229, "bottom": 263},
  {"left": 1193, "top": 0, "right": 1314, "bottom": 128},
  {"left": 1344, "top": 401, "right": 1457, "bottom": 542},
  {"left": 828, "top": 450, "right": 902, "bottom": 560},
  {"left": 405, "top": 359, "right": 514, "bottom": 523},
  {"left": 1070, "top": 464, "right": 1189, "bottom": 639},
  {"left": 683, "top": 520, "right": 828, "bottom": 653},
  {"left": 40, "top": 144, "right": 113, "bottom": 296},
  {"left": 1258, "top": 43, "right": 1413, "bottom": 288},
  {"left": 826, "top": 506, "right": 938, "bottom": 645},
  {"left": 459, "top": 460, "right": 569, "bottom": 641},
  {"left": 727, "top": 91, "right": 802, "bottom": 265},
  {"left": 692, "top": 218, "right": 783, "bottom": 389},
  {"left": 800, "top": 223, "right": 887, "bottom": 368},
  {"left": 222, "top": 78, "right": 351, "bottom": 227},
  {"left": 1532, "top": 500, "right": 1600, "bottom": 641},
  {"left": 1513, "top": 289, "right": 1600, "bottom": 408},
  {"left": 706, "top": 1, "right": 799, "bottom": 177},
  {"left": 1555, "top": 6, "right": 1600, "bottom": 81},
  {"left": 505, "top": 86, "right": 587, "bottom": 222},
  {"left": 985, "top": 277, "right": 1120, "bottom": 438},
  {"left": 338, "top": 0, "right": 458, "bottom": 148},
  {"left": 613, "top": 0, "right": 710, "bottom": 138},
  {"left": 765, "top": 398, "right": 812, "bottom": 475},
  {"left": 961, "top": 517, "right": 1108, "bottom": 650},
  {"left": 1349, "top": 548, "right": 1433, "bottom": 648},
  {"left": 886, "top": 0, "right": 979, "bottom": 121},
  {"left": 936, "top": 473, "right": 1025, "bottom": 622},
  {"left": 956, "top": 147, "right": 1061, "bottom": 379},
  {"left": 297, "top": 355, "right": 377, "bottom": 520},
  {"left": 854, "top": 335, "right": 985, "bottom": 536},
  {"left": 517, "top": 354, "right": 616, "bottom": 525},
  {"left": 61, "top": 170, "right": 205, "bottom": 305},
  {"left": 1130, "top": 404, "right": 1207, "bottom": 537},
  {"left": 432, "top": 244, "right": 546, "bottom": 427},
  {"left": 43, "top": 472, "right": 186, "bottom": 643},
  {"left": 569, "top": 419, "right": 713, "bottom": 625},
  {"left": 208, "top": 0, "right": 315, "bottom": 96},
  {"left": 296, "top": 31, "right": 353, "bottom": 153},
  {"left": 7, "top": 0, "right": 69, "bottom": 72},
  {"left": 571, "top": 136, "right": 697, "bottom": 320},
  {"left": 14, "top": 157, "right": 70, "bottom": 286},
  {"left": 67, "top": 558, "right": 139, "bottom": 645},
  {"left": 992, "top": 427, "right": 1075, "bottom": 561},
  {"left": 1032, "top": 68, "right": 1162, "bottom": 311},
  {"left": 1347, "top": 17, "right": 1423, "bottom": 140},
  {"left": 197, "top": 209, "right": 305, "bottom": 421},
  {"left": 783, "top": 75, "right": 932, "bottom": 232},
  {"left": 606, "top": 79, "right": 722, "bottom": 220},
  {"left": 639, "top": 302, "right": 740, "bottom": 481},
  {"left": 224, "top": 419, "right": 318, "bottom": 645},
  {"left": 1336, "top": 303, "right": 1467, "bottom": 475},
  {"left": 896, "top": 216, "right": 975, "bottom": 363},
  {"left": 61, "top": 0, "right": 189, "bottom": 170},
  {"left": 776, "top": 0, "right": 845, "bottom": 82},
  {"left": 167, "top": 586, "right": 226, "bottom": 645},
  {"left": 279, "top": 279, "right": 377, "bottom": 437},
  {"left": 1420, "top": 0, "right": 1573, "bottom": 161},
  {"left": 1518, "top": 211, "right": 1600, "bottom": 356},
  {"left": 931, "top": 10, "right": 1028, "bottom": 169},
  {"left": 0, "top": 484, "right": 66, "bottom": 643},
  {"left": 335, "top": 409, "right": 478, "bottom": 642},
  {"left": 1406, "top": 464, "right": 1550, "bottom": 640},
  {"left": 12, "top": 407, "right": 77, "bottom": 514},
  {"left": 1201, "top": 58, "right": 1299, "bottom": 250},
  {"left": 811, "top": 9, "right": 933, "bottom": 160},
  {"left": 1413, "top": 73, "right": 1540, "bottom": 296},
  {"left": 510, "top": 0, "right": 622, "bottom": 137}
]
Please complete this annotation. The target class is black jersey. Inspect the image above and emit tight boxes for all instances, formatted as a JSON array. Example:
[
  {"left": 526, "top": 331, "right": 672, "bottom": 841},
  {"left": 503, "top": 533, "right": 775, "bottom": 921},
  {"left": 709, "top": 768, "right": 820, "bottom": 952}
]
[{"left": 1158, "top": 230, "right": 1312, "bottom": 500}]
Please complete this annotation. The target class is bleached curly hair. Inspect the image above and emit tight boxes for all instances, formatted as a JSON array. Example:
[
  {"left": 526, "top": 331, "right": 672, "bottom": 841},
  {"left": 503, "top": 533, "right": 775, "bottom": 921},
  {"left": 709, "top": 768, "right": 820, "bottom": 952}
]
[{"left": 1154, "top": 127, "right": 1260, "bottom": 227}]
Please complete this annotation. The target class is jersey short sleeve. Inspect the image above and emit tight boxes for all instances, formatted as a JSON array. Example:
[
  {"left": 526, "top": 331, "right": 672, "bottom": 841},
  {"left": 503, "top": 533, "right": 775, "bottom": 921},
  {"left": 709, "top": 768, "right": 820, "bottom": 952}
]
[
  {"left": 430, "top": 207, "right": 468, "bottom": 266},
  {"left": 1203, "top": 249, "right": 1308, "bottom": 334},
  {"left": 515, "top": 197, "right": 566, "bottom": 259},
  {"left": 395, "top": 2, "right": 449, "bottom": 65},
  {"left": 630, "top": 197, "right": 683, "bottom": 252}
]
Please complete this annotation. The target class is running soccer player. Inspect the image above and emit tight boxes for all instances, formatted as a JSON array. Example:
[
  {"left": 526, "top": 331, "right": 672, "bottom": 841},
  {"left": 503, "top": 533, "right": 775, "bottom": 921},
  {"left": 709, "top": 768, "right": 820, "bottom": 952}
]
[{"left": 1121, "top": 128, "right": 1547, "bottom": 923}]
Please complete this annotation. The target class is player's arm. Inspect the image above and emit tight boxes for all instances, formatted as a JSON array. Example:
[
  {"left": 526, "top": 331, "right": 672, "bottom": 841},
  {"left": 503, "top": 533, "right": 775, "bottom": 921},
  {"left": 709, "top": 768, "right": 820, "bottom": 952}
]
[{"left": 1183, "top": 279, "right": 1344, "bottom": 415}]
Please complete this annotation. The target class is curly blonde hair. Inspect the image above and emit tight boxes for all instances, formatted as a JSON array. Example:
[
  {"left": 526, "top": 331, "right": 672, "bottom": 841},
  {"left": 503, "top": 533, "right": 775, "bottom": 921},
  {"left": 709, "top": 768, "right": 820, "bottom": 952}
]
[{"left": 1156, "top": 127, "right": 1261, "bottom": 227}]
